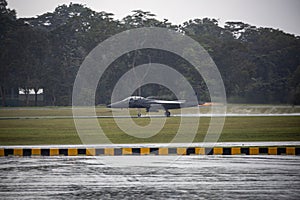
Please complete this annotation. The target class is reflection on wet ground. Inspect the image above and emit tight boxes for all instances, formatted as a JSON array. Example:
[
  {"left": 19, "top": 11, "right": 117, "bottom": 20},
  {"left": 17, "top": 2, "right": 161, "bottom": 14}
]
[{"left": 0, "top": 156, "right": 299, "bottom": 199}]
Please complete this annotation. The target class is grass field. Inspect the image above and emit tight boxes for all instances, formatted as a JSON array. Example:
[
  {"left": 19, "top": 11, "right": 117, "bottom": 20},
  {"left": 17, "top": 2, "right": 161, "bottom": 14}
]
[{"left": 0, "top": 106, "right": 299, "bottom": 145}]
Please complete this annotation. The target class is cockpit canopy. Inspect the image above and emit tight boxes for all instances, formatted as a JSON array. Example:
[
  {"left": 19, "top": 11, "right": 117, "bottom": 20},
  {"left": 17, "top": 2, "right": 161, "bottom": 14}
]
[{"left": 122, "top": 96, "right": 144, "bottom": 102}]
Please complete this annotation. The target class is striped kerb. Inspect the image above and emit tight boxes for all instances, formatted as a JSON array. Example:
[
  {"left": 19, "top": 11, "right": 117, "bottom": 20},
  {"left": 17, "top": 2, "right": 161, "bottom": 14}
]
[
  {"left": 213, "top": 147, "right": 223, "bottom": 155},
  {"left": 286, "top": 147, "right": 295, "bottom": 155},
  {"left": 249, "top": 147, "right": 259, "bottom": 155},
  {"left": 231, "top": 148, "right": 241, "bottom": 155},
  {"left": 195, "top": 148, "right": 205, "bottom": 155},
  {"left": 50, "top": 148, "right": 59, "bottom": 156},
  {"left": 104, "top": 148, "right": 114, "bottom": 156},
  {"left": 0, "top": 149, "right": 4, "bottom": 156},
  {"left": 159, "top": 148, "right": 168, "bottom": 155},
  {"left": 140, "top": 148, "right": 150, "bottom": 155},
  {"left": 0, "top": 146, "right": 298, "bottom": 156},
  {"left": 14, "top": 149, "right": 23, "bottom": 156},
  {"left": 177, "top": 148, "right": 186, "bottom": 155},
  {"left": 32, "top": 148, "right": 41, "bottom": 156},
  {"left": 122, "top": 148, "right": 132, "bottom": 155},
  {"left": 86, "top": 148, "right": 95, "bottom": 156},
  {"left": 268, "top": 147, "right": 277, "bottom": 155},
  {"left": 68, "top": 148, "right": 78, "bottom": 156}
]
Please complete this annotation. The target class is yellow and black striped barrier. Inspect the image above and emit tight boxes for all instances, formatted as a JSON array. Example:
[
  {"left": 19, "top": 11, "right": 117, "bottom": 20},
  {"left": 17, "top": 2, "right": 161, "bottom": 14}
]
[{"left": 0, "top": 146, "right": 299, "bottom": 156}]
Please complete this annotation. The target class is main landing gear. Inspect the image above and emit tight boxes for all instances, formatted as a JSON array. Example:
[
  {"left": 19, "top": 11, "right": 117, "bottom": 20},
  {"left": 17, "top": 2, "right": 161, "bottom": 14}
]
[{"left": 164, "top": 110, "right": 171, "bottom": 117}]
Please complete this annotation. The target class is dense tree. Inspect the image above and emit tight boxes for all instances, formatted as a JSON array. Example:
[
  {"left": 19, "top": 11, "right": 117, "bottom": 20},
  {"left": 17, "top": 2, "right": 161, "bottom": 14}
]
[
  {"left": 1, "top": 2, "right": 300, "bottom": 106},
  {"left": 0, "top": 0, "right": 17, "bottom": 106}
]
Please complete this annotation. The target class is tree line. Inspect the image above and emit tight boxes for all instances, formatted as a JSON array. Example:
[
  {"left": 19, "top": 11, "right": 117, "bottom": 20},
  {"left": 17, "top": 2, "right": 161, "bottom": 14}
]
[{"left": 1, "top": 1, "right": 300, "bottom": 106}]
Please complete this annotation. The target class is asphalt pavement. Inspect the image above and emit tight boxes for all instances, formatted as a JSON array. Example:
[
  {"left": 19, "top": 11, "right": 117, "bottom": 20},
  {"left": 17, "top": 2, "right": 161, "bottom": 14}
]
[{"left": 0, "top": 155, "right": 299, "bottom": 199}]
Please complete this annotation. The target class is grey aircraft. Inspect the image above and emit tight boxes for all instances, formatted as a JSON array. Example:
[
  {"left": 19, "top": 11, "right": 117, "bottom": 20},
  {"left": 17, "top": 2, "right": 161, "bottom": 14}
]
[{"left": 107, "top": 96, "right": 202, "bottom": 117}]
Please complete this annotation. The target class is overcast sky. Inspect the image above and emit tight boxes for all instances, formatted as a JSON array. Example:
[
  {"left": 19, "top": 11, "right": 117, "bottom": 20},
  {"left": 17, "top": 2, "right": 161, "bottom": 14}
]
[{"left": 7, "top": 0, "right": 300, "bottom": 36}]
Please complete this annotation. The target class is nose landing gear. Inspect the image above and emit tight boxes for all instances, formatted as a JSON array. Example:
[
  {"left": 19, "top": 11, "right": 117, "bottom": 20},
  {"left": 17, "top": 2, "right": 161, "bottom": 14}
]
[{"left": 137, "top": 108, "right": 142, "bottom": 118}]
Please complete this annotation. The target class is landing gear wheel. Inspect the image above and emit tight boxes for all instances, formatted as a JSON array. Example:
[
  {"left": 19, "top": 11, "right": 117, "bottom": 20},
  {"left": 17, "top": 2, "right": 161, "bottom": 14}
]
[
  {"left": 137, "top": 113, "right": 142, "bottom": 118},
  {"left": 165, "top": 111, "right": 171, "bottom": 117}
]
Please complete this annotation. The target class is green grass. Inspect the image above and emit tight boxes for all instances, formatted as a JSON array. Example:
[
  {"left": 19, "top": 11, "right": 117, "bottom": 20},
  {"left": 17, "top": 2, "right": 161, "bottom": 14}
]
[
  {"left": 0, "top": 116, "right": 299, "bottom": 145},
  {"left": 0, "top": 107, "right": 113, "bottom": 117}
]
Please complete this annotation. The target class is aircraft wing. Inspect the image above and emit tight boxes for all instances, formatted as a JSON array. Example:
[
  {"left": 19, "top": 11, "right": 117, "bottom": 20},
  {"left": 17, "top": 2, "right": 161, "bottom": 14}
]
[{"left": 148, "top": 99, "right": 185, "bottom": 105}]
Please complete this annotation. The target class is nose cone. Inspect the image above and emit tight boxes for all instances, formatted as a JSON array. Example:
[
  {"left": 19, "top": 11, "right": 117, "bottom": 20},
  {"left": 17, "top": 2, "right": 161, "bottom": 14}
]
[
  {"left": 106, "top": 101, "right": 126, "bottom": 108},
  {"left": 107, "top": 99, "right": 131, "bottom": 108}
]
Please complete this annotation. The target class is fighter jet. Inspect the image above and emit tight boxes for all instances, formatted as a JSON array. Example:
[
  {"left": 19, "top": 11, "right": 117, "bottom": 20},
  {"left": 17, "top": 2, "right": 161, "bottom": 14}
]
[{"left": 107, "top": 96, "right": 201, "bottom": 117}]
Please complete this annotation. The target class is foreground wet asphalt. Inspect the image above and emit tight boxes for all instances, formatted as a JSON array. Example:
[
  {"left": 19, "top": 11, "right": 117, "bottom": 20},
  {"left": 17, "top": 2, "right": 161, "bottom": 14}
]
[{"left": 0, "top": 156, "right": 299, "bottom": 199}]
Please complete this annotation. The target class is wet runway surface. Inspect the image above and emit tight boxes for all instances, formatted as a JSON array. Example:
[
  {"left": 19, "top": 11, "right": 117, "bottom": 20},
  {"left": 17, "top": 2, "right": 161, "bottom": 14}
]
[{"left": 0, "top": 156, "right": 299, "bottom": 199}]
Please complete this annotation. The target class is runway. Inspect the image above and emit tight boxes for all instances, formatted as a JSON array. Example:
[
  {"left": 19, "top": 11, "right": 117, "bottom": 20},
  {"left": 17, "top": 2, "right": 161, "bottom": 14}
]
[
  {"left": 1, "top": 113, "right": 300, "bottom": 120},
  {"left": 0, "top": 156, "right": 299, "bottom": 199}
]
